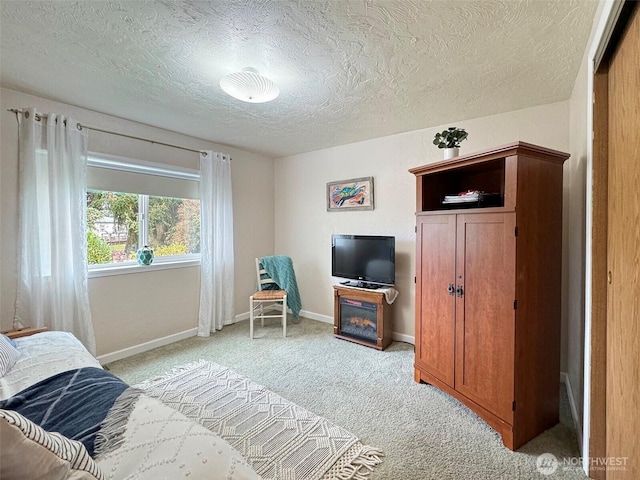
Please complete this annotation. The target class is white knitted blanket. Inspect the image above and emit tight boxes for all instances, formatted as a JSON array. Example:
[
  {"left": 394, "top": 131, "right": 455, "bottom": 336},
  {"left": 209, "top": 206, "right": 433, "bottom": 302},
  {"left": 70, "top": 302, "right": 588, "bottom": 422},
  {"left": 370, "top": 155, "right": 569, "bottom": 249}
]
[{"left": 135, "top": 360, "right": 383, "bottom": 480}]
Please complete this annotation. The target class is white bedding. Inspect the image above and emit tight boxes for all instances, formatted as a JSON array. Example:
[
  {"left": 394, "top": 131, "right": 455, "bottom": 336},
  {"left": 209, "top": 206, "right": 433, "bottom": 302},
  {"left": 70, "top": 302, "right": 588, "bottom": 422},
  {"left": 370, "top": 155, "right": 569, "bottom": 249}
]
[
  {"left": 0, "top": 331, "right": 102, "bottom": 400},
  {"left": 96, "top": 394, "right": 261, "bottom": 480},
  {"left": 1, "top": 331, "right": 262, "bottom": 479}
]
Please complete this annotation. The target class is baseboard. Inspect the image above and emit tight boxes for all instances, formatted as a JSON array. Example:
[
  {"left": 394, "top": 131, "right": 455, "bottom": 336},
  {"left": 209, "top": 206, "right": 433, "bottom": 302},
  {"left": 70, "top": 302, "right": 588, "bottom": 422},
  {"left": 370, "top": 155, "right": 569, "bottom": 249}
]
[
  {"left": 561, "top": 371, "right": 583, "bottom": 453},
  {"left": 392, "top": 332, "right": 415, "bottom": 345},
  {"left": 239, "top": 305, "right": 333, "bottom": 324},
  {"left": 97, "top": 328, "right": 198, "bottom": 365},
  {"left": 97, "top": 308, "right": 412, "bottom": 365},
  {"left": 236, "top": 307, "right": 414, "bottom": 345},
  {"left": 299, "top": 309, "right": 333, "bottom": 324}
]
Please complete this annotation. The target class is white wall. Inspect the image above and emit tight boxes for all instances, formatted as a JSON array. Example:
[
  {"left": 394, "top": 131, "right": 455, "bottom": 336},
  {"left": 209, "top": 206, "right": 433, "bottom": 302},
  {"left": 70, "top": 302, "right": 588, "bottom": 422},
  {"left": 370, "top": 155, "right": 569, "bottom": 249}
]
[
  {"left": 274, "top": 101, "right": 571, "bottom": 344},
  {"left": 565, "top": 52, "right": 590, "bottom": 439},
  {"left": 0, "top": 87, "right": 275, "bottom": 356}
]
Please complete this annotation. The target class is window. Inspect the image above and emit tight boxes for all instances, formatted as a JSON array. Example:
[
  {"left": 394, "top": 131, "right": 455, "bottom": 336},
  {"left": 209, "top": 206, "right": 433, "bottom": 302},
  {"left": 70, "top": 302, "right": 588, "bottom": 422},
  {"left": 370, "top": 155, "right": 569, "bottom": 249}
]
[{"left": 86, "top": 154, "right": 200, "bottom": 272}]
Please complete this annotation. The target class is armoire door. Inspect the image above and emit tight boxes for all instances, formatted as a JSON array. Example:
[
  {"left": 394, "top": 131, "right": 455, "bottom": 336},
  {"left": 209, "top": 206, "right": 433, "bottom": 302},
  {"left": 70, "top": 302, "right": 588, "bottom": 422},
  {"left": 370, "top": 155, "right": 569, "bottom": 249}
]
[
  {"left": 454, "top": 212, "right": 516, "bottom": 422},
  {"left": 415, "top": 214, "right": 456, "bottom": 387}
]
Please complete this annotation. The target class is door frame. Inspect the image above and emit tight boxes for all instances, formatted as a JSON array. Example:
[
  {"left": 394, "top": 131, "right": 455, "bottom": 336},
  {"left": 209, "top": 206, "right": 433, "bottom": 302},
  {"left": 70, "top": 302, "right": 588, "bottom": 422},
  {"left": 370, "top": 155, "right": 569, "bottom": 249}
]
[{"left": 584, "top": 0, "right": 637, "bottom": 477}]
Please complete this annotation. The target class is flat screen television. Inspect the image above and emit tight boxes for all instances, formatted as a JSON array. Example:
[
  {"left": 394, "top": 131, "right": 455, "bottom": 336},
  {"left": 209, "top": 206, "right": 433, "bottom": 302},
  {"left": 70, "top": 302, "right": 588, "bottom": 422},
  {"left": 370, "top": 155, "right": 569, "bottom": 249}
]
[{"left": 331, "top": 234, "right": 395, "bottom": 288}]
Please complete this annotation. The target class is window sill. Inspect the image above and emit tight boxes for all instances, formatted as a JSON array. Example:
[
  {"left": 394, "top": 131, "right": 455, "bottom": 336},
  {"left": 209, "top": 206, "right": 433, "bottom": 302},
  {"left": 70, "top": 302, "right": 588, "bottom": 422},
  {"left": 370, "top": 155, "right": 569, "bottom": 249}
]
[{"left": 88, "top": 258, "right": 200, "bottom": 278}]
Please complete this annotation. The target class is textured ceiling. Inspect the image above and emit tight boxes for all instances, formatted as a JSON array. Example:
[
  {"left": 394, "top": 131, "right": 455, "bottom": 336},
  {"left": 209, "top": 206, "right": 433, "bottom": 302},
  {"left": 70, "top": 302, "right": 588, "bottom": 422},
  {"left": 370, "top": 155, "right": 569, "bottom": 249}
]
[{"left": 0, "top": 0, "right": 598, "bottom": 158}]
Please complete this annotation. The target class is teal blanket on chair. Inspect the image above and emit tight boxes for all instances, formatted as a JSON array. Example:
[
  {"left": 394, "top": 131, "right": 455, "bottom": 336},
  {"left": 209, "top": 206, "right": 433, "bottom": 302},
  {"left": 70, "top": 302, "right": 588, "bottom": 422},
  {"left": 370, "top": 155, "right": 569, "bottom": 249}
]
[{"left": 259, "top": 255, "right": 302, "bottom": 317}]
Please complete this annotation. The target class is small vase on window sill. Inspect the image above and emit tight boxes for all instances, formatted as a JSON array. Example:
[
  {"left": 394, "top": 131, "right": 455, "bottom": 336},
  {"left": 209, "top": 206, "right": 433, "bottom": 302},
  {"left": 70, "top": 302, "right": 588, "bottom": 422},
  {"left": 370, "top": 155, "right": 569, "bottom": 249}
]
[{"left": 136, "top": 246, "right": 154, "bottom": 265}]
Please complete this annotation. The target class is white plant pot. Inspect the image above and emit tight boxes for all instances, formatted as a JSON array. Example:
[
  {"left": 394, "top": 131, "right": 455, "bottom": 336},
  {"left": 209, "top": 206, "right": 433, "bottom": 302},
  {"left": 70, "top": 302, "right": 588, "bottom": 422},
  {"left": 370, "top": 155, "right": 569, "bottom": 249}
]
[{"left": 444, "top": 147, "right": 459, "bottom": 159}]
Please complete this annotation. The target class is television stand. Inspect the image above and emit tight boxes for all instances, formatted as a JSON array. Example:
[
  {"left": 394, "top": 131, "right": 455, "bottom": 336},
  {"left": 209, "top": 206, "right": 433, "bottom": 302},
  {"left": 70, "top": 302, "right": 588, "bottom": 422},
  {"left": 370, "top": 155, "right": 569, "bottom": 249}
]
[{"left": 333, "top": 286, "right": 393, "bottom": 350}]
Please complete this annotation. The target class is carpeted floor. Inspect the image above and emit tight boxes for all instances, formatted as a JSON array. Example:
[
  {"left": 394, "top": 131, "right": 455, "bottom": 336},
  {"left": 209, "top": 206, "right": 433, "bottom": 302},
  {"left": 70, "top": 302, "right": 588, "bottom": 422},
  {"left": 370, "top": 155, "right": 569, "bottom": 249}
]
[{"left": 106, "top": 316, "right": 587, "bottom": 480}]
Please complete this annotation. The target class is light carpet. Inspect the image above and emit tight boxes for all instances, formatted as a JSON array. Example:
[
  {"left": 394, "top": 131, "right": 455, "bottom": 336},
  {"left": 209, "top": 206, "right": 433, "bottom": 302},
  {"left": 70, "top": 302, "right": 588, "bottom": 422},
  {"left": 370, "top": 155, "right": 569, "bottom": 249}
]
[
  {"left": 107, "top": 317, "right": 586, "bottom": 480},
  {"left": 135, "top": 359, "right": 383, "bottom": 480}
]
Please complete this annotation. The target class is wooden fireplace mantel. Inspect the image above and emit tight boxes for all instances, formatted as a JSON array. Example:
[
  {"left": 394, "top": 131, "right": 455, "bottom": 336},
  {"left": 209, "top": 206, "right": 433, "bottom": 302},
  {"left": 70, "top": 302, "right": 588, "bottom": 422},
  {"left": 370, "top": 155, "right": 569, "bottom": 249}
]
[{"left": 333, "top": 285, "right": 393, "bottom": 350}]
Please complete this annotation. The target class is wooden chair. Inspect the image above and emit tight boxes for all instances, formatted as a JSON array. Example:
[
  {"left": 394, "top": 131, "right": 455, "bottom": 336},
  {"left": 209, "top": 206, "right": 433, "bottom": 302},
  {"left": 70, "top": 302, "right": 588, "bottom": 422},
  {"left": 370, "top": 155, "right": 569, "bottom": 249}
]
[{"left": 250, "top": 258, "right": 287, "bottom": 339}]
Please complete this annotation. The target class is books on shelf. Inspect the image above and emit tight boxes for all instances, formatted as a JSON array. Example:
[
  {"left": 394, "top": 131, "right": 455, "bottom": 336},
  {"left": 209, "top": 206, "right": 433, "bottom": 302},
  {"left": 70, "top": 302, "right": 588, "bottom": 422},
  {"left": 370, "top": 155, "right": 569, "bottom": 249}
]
[
  {"left": 441, "top": 190, "right": 501, "bottom": 207},
  {"left": 443, "top": 191, "right": 479, "bottom": 204}
]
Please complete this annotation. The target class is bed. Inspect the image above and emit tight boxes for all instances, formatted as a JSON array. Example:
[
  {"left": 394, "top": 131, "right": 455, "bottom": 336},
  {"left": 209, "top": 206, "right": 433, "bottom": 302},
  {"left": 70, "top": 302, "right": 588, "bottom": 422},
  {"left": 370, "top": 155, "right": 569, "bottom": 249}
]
[{"left": 0, "top": 331, "right": 261, "bottom": 480}]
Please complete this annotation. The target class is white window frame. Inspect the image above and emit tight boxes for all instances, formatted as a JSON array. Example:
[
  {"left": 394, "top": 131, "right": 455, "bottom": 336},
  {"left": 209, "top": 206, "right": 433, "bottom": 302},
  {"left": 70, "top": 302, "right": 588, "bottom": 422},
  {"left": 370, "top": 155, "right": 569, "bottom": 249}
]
[{"left": 87, "top": 153, "right": 201, "bottom": 278}]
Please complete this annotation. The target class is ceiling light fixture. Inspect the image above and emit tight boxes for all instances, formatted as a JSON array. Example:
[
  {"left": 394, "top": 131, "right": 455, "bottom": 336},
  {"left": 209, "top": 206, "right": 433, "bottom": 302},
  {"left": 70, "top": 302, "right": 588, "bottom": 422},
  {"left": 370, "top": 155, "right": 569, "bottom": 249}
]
[{"left": 219, "top": 67, "right": 280, "bottom": 103}]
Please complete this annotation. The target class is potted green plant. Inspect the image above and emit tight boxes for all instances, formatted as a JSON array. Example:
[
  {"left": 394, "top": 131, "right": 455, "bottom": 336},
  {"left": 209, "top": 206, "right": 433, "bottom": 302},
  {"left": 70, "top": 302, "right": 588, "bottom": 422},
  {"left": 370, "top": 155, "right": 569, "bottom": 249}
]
[{"left": 433, "top": 127, "right": 468, "bottom": 159}]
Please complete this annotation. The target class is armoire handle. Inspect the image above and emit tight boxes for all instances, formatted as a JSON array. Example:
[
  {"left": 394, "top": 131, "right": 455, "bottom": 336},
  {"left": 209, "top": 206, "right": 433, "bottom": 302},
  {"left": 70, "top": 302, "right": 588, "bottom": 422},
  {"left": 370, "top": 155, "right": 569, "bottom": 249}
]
[
  {"left": 447, "top": 283, "right": 455, "bottom": 296},
  {"left": 456, "top": 285, "right": 464, "bottom": 298}
]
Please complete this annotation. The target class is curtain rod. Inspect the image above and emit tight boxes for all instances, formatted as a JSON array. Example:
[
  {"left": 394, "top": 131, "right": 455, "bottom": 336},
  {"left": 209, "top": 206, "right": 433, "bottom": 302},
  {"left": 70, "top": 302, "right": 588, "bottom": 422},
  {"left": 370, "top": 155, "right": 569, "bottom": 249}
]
[{"left": 7, "top": 108, "right": 210, "bottom": 156}]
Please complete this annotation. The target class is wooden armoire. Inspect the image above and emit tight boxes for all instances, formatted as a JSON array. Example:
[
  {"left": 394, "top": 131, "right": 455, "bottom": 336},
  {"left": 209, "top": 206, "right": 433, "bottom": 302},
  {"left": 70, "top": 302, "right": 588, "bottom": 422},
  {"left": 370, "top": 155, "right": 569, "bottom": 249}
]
[{"left": 410, "top": 142, "right": 569, "bottom": 450}]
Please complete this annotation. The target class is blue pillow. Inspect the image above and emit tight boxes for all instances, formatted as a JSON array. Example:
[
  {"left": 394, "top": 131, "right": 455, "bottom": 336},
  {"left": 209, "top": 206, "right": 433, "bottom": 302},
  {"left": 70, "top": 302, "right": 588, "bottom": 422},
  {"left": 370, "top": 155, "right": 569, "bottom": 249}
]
[
  {"left": 1, "top": 334, "right": 18, "bottom": 348},
  {"left": 0, "top": 334, "right": 20, "bottom": 376}
]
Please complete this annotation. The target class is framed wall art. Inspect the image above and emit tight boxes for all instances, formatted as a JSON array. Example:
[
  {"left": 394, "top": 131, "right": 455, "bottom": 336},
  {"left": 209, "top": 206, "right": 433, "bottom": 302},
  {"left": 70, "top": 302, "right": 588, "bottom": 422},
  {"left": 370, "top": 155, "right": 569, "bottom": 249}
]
[{"left": 327, "top": 176, "right": 374, "bottom": 211}]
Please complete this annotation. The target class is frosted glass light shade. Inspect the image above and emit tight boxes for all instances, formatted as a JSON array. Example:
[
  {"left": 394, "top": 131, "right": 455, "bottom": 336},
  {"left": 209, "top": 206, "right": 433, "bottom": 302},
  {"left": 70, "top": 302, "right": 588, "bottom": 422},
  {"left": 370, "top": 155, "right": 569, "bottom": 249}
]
[{"left": 219, "top": 67, "right": 280, "bottom": 103}]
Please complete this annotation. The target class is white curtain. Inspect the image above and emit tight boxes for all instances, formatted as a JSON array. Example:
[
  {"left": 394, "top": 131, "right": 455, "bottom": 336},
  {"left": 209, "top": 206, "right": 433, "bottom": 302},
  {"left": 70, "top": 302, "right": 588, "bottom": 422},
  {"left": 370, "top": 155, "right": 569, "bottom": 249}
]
[
  {"left": 198, "top": 151, "right": 235, "bottom": 336},
  {"left": 14, "top": 107, "right": 96, "bottom": 354}
]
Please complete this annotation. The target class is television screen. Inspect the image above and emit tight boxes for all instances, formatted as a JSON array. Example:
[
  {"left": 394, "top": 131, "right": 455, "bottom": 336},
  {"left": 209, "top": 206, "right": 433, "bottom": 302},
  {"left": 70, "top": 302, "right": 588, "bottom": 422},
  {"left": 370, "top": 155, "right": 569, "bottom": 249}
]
[{"left": 331, "top": 234, "right": 395, "bottom": 288}]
